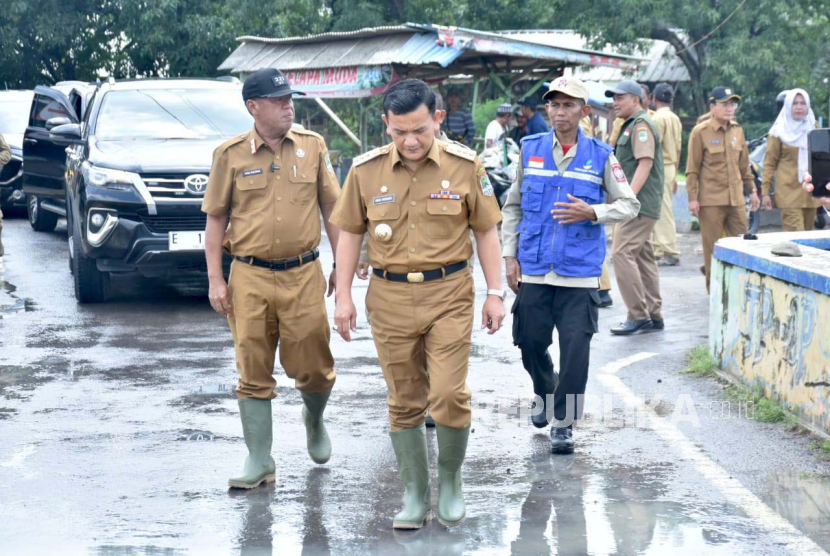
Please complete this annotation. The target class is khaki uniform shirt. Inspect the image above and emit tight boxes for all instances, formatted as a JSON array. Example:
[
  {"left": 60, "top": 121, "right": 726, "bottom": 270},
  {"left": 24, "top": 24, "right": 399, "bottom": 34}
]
[
  {"left": 652, "top": 107, "right": 682, "bottom": 166},
  {"left": 331, "top": 139, "right": 502, "bottom": 274},
  {"left": 202, "top": 126, "right": 340, "bottom": 260},
  {"left": 0, "top": 133, "right": 10, "bottom": 167},
  {"left": 685, "top": 118, "right": 754, "bottom": 207},
  {"left": 609, "top": 110, "right": 654, "bottom": 145},
  {"left": 761, "top": 135, "right": 814, "bottom": 208},
  {"left": 502, "top": 134, "right": 641, "bottom": 288}
]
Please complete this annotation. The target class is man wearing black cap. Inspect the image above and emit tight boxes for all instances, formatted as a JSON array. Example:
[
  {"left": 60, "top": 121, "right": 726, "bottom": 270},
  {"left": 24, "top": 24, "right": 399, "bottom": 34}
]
[
  {"left": 651, "top": 83, "right": 683, "bottom": 266},
  {"left": 520, "top": 97, "right": 551, "bottom": 136},
  {"left": 686, "top": 86, "right": 759, "bottom": 291},
  {"left": 606, "top": 79, "right": 665, "bottom": 336},
  {"left": 202, "top": 67, "right": 342, "bottom": 489}
]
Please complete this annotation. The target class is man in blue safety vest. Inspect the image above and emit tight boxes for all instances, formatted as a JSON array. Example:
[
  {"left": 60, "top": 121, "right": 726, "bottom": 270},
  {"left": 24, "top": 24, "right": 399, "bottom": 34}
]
[{"left": 501, "top": 76, "right": 640, "bottom": 454}]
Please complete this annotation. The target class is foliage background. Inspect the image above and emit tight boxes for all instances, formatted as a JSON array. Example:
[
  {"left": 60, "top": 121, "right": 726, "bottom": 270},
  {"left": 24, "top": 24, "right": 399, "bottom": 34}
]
[{"left": 3, "top": 0, "right": 828, "bottom": 155}]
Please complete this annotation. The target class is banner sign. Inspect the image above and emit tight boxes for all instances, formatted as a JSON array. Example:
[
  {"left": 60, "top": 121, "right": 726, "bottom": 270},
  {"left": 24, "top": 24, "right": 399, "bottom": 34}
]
[{"left": 284, "top": 65, "right": 397, "bottom": 98}]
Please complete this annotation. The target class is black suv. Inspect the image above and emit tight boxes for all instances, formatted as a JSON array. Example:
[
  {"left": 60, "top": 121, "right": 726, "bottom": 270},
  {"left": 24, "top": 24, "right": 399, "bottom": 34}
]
[
  {"left": 0, "top": 90, "right": 34, "bottom": 210},
  {"left": 25, "top": 78, "right": 251, "bottom": 302}
]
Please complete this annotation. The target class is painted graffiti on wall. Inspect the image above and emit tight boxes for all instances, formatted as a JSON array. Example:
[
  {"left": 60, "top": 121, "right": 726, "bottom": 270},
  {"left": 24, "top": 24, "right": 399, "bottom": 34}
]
[
  {"left": 710, "top": 260, "right": 830, "bottom": 434},
  {"left": 741, "top": 282, "right": 817, "bottom": 383}
]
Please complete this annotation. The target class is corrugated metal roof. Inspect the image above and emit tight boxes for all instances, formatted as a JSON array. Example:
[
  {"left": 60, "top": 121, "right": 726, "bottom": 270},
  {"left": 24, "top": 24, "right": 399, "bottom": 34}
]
[
  {"left": 220, "top": 31, "right": 463, "bottom": 72},
  {"left": 219, "top": 23, "right": 645, "bottom": 74},
  {"left": 501, "top": 30, "right": 691, "bottom": 83}
]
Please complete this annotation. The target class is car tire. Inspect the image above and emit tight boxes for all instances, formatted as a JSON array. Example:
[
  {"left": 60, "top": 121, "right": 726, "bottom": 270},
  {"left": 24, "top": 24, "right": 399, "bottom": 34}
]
[
  {"left": 72, "top": 227, "right": 108, "bottom": 303},
  {"left": 28, "top": 195, "right": 59, "bottom": 232}
]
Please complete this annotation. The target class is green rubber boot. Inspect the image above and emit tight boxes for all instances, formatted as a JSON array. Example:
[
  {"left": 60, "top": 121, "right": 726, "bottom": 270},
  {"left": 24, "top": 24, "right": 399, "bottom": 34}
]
[
  {"left": 228, "top": 398, "right": 276, "bottom": 489},
  {"left": 301, "top": 390, "right": 332, "bottom": 464},
  {"left": 390, "top": 425, "right": 431, "bottom": 529},
  {"left": 436, "top": 424, "right": 470, "bottom": 527}
]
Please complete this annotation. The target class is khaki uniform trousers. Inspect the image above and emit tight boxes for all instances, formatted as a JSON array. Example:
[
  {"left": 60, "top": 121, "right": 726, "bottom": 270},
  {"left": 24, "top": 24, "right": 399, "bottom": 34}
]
[
  {"left": 228, "top": 258, "right": 336, "bottom": 399},
  {"left": 366, "top": 268, "right": 475, "bottom": 431},
  {"left": 698, "top": 205, "right": 747, "bottom": 291},
  {"left": 652, "top": 164, "right": 680, "bottom": 258},
  {"left": 611, "top": 215, "right": 662, "bottom": 321},
  {"left": 599, "top": 261, "right": 612, "bottom": 291},
  {"left": 780, "top": 208, "right": 816, "bottom": 232}
]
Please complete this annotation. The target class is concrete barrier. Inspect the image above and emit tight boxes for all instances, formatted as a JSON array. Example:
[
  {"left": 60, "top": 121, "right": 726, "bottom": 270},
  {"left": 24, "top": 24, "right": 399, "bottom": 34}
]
[{"left": 709, "top": 231, "right": 830, "bottom": 435}]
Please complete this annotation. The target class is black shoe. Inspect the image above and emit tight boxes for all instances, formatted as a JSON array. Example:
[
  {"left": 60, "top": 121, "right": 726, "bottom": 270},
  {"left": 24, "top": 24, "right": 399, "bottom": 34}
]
[
  {"left": 550, "top": 426, "right": 574, "bottom": 454},
  {"left": 425, "top": 413, "right": 436, "bottom": 428},
  {"left": 610, "top": 319, "right": 653, "bottom": 335},
  {"left": 650, "top": 318, "right": 664, "bottom": 331},
  {"left": 531, "top": 400, "right": 548, "bottom": 428},
  {"left": 657, "top": 255, "right": 679, "bottom": 267},
  {"left": 598, "top": 290, "right": 613, "bottom": 308}
]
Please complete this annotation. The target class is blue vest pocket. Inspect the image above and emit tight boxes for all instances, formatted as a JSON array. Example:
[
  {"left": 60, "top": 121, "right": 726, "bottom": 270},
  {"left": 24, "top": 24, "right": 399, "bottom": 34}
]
[
  {"left": 520, "top": 181, "right": 544, "bottom": 212},
  {"left": 563, "top": 224, "right": 602, "bottom": 270},
  {"left": 518, "top": 222, "right": 543, "bottom": 263},
  {"left": 572, "top": 182, "right": 602, "bottom": 203}
]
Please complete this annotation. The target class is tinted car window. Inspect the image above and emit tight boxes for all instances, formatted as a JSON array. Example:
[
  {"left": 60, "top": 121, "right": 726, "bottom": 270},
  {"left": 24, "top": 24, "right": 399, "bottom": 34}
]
[
  {"left": 30, "top": 94, "right": 72, "bottom": 128},
  {"left": 0, "top": 100, "right": 32, "bottom": 135},
  {"left": 95, "top": 89, "right": 253, "bottom": 140}
]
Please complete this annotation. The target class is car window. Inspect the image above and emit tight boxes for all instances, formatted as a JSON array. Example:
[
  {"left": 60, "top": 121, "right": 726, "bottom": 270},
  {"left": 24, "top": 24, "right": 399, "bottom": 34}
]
[
  {"left": 94, "top": 89, "right": 253, "bottom": 140},
  {"left": 29, "top": 94, "right": 72, "bottom": 129},
  {"left": 0, "top": 100, "right": 33, "bottom": 135}
]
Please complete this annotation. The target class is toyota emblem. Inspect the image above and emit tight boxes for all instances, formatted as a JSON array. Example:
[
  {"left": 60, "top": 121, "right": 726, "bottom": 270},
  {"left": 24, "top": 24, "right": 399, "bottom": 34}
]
[{"left": 184, "top": 174, "right": 209, "bottom": 195}]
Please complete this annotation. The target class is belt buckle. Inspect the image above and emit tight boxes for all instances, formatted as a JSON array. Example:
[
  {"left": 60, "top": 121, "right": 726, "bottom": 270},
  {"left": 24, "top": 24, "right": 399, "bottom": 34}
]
[{"left": 406, "top": 272, "right": 425, "bottom": 283}]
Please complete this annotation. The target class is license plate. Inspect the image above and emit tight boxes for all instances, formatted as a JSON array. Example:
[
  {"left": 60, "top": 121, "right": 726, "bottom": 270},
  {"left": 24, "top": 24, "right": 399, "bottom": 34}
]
[{"left": 168, "top": 231, "right": 205, "bottom": 251}]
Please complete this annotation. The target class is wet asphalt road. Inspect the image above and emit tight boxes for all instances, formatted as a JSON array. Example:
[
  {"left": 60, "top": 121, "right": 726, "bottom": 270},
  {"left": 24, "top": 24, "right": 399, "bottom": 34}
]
[{"left": 1, "top": 215, "right": 829, "bottom": 555}]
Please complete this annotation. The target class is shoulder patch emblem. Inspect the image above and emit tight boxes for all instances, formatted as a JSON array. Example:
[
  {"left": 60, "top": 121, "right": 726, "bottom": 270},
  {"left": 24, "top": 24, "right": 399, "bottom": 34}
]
[
  {"left": 352, "top": 147, "right": 388, "bottom": 167},
  {"left": 611, "top": 163, "right": 626, "bottom": 183},
  {"left": 477, "top": 167, "right": 494, "bottom": 196},
  {"left": 638, "top": 129, "right": 649, "bottom": 143}
]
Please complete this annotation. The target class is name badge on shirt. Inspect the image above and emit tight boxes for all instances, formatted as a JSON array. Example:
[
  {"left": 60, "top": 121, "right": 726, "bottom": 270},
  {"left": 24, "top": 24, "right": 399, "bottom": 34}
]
[
  {"left": 242, "top": 168, "right": 263, "bottom": 176},
  {"left": 709, "top": 140, "right": 722, "bottom": 145},
  {"left": 373, "top": 194, "right": 396, "bottom": 205}
]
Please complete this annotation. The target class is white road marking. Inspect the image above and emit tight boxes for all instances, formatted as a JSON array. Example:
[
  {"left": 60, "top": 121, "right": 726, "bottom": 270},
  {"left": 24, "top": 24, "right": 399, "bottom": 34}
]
[{"left": 598, "top": 352, "right": 828, "bottom": 555}]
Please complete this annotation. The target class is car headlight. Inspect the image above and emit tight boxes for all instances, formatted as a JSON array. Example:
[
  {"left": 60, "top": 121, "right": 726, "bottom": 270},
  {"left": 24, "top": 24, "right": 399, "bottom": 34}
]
[{"left": 81, "top": 163, "right": 136, "bottom": 190}]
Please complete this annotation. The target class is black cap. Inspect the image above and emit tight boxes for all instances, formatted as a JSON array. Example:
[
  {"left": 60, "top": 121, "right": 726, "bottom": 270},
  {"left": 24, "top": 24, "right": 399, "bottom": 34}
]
[
  {"left": 519, "top": 97, "right": 539, "bottom": 107},
  {"left": 242, "top": 68, "right": 305, "bottom": 101},
  {"left": 653, "top": 83, "right": 674, "bottom": 103},
  {"left": 708, "top": 86, "right": 741, "bottom": 104}
]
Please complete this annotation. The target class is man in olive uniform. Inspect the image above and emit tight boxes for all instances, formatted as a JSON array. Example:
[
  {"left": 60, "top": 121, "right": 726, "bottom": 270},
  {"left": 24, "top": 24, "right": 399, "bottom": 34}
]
[
  {"left": 202, "top": 68, "right": 341, "bottom": 489},
  {"left": 502, "top": 77, "right": 640, "bottom": 453},
  {"left": 686, "top": 87, "right": 759, "bottom": 291},
  {"left": 331, "top": 79, "right": 506, "bottom": 529},
  {"left": 0, "top": 133, "right": 11, "bottom": 256},
  {"left": 606, "top": 80, "right": 665, "bottom": 336},
  {"left": 650, "top": 83, "right": 683, "bottom": 266}
]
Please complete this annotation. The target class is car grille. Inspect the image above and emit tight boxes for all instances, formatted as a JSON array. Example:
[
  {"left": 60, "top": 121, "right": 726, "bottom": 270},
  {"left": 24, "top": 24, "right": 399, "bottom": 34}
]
[
  {"left": 140, "top": 214, "right": 207, "bottom": 234},
  {"left": 141, "top": 173, "right": 206, "bottom": 200}
]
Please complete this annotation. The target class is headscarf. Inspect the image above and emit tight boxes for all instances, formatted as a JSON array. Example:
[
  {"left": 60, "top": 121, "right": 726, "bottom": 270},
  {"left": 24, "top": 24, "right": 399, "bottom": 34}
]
[{"left": 768, "top": 88, "right": 816, "bottom": 181}]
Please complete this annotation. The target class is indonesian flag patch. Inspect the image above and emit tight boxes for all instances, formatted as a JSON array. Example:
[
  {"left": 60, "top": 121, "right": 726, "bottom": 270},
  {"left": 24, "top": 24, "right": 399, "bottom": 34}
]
[{"left": 528, "top": 156, "right": 545, "bottom": 169}]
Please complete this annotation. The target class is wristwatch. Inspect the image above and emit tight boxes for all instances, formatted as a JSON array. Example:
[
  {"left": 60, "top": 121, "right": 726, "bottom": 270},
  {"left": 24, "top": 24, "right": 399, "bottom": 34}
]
[{"left": 487, "top": 289, "right": 507, "bottom": 301}]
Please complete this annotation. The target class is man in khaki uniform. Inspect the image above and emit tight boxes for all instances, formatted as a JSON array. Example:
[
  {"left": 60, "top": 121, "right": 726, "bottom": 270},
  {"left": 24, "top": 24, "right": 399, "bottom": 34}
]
[
  {"left": 202, "top": 68, "right": 341, "bottom": 490},
  {"left": 577, "top": 116, "right": 614, "bottom": 307},
  {"left": 331, "top": 79, "right": 505, "bottom": 529},
  {"left": 686, "top": 87, "right": 760, "bottom": 290},
  {"left": 0, "top": 133, "right": 10, "bottom": 256},
  {"left": 650, "top": 83, "right": 683, "bottom": 266},
  {"left": 606, "top": 80, "right": 665, "bottom": 336}
]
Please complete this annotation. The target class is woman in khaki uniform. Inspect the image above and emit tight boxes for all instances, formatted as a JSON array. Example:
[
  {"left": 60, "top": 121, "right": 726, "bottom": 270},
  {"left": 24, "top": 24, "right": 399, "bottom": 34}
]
[{"left": 761, "top": 88, "right": 817, "bottom": 231}]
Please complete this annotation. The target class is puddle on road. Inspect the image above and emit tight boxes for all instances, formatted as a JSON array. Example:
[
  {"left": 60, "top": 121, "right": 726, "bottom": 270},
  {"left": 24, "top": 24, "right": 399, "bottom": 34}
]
[
  {"left": 0, "top": 277, "right": 36, "bottom": 318},
  {"left": 170, "top": 384, "right": 236, "bottom": 412},
  {"left": 763, "top": 471, "right": 830, "bottom": 549}
]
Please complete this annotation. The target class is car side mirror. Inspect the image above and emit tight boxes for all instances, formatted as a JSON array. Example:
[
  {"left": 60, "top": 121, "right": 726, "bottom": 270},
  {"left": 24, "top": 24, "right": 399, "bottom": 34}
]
[
  {"left": 50, "top": 123, "right": 82, "bottom": 140},
  {"left": 45, "top": 116, "right": 72, "bottom": 131}
]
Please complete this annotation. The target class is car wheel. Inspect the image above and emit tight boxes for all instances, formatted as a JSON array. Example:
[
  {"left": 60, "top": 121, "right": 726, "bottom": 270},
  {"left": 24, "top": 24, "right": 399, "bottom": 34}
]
[
  {"left": 72, "top": 227, "right": 108, "bottom": 303},
  {"left": 28, "top": 195, "right": 59, "bottom": 232}
]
